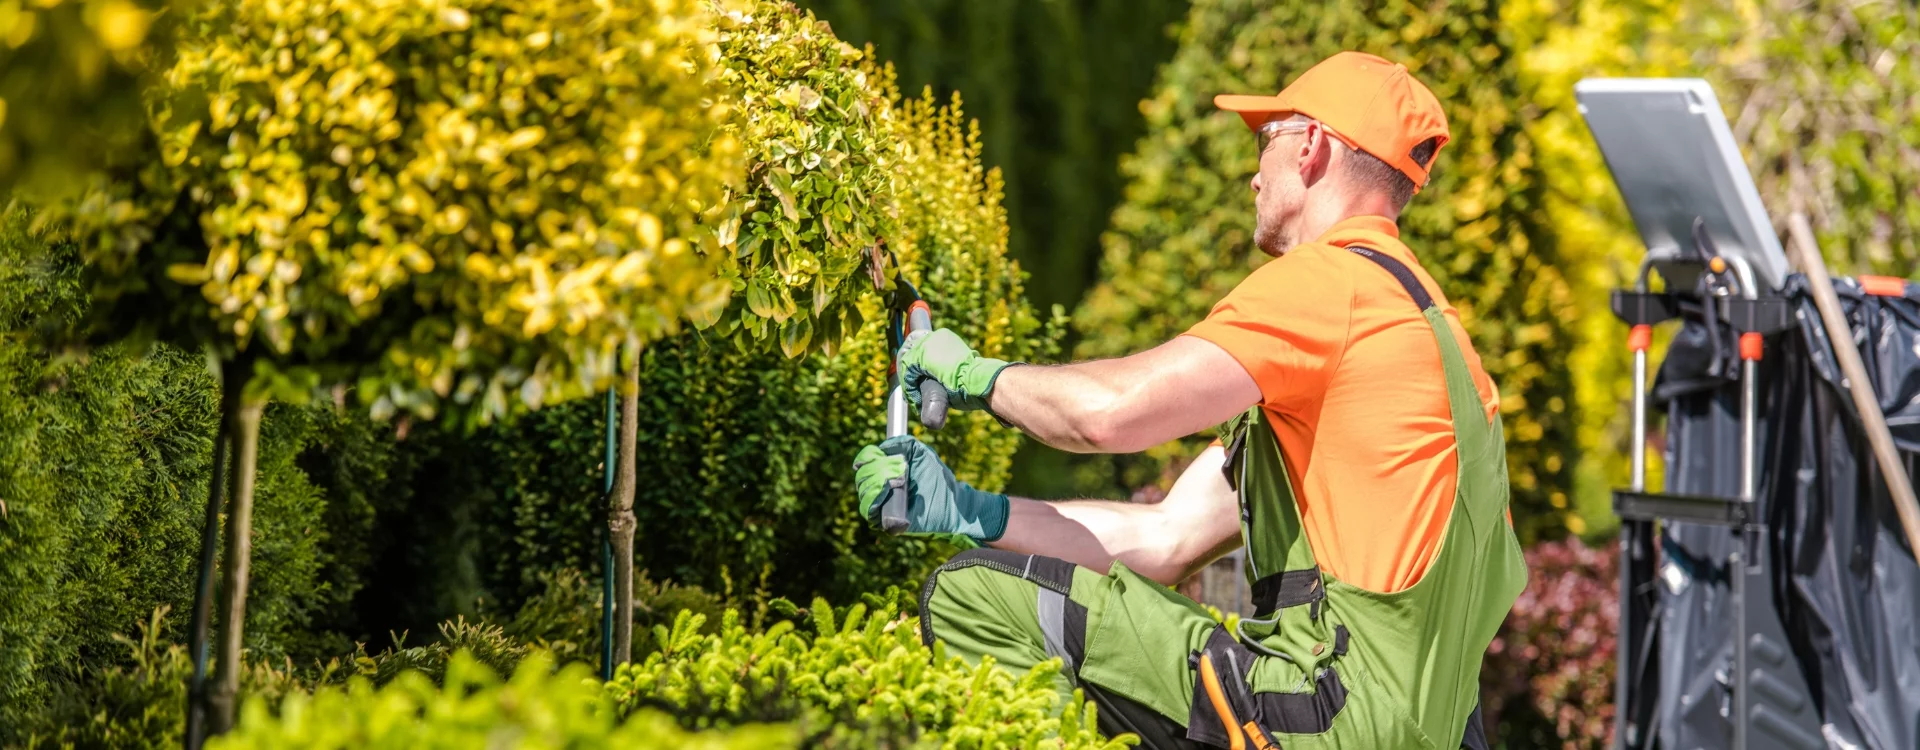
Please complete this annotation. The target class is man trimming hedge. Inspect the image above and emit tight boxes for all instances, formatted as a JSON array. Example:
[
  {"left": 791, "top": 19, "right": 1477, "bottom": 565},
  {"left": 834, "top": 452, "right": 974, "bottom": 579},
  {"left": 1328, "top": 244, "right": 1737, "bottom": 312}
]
[{"left": 852, "top": 52, "right": 1526, "bottom": 749}]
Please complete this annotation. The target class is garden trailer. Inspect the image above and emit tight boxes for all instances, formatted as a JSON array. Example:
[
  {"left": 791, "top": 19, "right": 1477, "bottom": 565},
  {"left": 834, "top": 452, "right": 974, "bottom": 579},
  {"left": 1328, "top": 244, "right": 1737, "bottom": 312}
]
[{"left": 1581, "top": 78, "right": 1920, "bottom": 750}]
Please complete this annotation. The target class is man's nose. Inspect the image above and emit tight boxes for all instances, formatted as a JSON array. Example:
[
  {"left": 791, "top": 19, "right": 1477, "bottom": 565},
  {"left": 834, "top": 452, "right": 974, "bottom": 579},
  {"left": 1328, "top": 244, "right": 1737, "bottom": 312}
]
[{"left": 1250, "top": 171, "right": 1262, "bottom": 193}]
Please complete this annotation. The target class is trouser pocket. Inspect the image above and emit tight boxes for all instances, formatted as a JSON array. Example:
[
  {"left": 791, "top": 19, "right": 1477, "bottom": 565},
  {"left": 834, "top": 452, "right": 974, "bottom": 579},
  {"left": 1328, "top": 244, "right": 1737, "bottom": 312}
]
[
  {"left": 1186, "top": 626, "right": 1351, "bottom": 748},
  {"left": 1074, "top": 561, "right": 1222, "bottom": 726}
]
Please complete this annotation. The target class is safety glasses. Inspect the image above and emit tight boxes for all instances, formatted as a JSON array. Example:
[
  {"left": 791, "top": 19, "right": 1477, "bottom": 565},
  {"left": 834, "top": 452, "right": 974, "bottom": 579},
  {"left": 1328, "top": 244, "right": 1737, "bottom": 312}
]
[
  {"left": 1257, "top": 118, "right": 1352, "bottom": 157},
  {"left": 1256, "top": 119, "right": 1313, "bottom": 156}
]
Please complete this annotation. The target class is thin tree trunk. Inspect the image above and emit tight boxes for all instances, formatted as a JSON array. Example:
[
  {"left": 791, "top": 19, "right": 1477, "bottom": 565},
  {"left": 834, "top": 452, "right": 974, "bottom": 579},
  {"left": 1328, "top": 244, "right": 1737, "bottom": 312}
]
[
  {"left": 182, "top": 359, "right": 235, "bottom": 750},
  {"left": 609, "top": 346, "right": 641, "bottom": 667},
  {"left": 206, "top": 377, "right": 264, "bottom": 736}
]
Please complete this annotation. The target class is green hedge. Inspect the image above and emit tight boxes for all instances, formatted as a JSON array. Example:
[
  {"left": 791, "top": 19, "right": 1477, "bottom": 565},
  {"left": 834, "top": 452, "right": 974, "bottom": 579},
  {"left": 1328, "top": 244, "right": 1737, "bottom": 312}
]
[
  {"left": 1070, "top": 0, "right": 1582, "bottom": 540},
  {"left": 0, "top": 220, "right": 371, "bottom": 733}
]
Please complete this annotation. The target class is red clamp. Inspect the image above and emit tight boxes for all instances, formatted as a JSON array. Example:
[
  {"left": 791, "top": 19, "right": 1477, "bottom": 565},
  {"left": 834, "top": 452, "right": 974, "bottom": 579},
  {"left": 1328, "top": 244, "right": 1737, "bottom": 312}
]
[
  {"left": 1627, "top": 324, "right": 1653, "bottom": 353},
  {"left": 1739, "top": 332, "right": 1763, "bottom": 362},
  {"left": 1861, "top": 275, "right": 1908, "bottom": 297}
]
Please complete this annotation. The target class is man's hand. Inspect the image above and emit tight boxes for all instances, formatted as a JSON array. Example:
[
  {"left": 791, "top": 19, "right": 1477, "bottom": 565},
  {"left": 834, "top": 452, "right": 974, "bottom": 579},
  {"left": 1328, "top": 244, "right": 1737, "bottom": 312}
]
[
  {"left": 898, "top": 329, "right": 1013, "bottom": 413},
  {"left": 852, "top": 435, "right": 1009, "bottom": 545}
]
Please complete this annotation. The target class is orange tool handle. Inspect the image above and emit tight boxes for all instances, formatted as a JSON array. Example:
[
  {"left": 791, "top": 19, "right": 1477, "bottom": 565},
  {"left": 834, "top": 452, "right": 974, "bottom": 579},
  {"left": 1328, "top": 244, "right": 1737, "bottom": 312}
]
[{"left": 1198, "top": 654, "right": 1247, "bottom": 750}]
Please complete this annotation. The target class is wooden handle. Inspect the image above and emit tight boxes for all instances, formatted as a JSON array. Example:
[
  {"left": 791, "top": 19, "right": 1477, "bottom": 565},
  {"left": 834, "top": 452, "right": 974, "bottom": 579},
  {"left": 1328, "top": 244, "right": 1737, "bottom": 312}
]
[{"left": 1786, "top": 213, "right": 1920, "bottom": 555}]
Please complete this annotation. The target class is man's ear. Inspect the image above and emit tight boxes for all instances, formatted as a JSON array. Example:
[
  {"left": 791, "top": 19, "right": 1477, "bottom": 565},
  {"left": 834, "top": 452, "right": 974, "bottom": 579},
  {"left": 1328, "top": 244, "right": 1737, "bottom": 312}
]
[{"left": 1295, "top": 123, "right": 1334, "bottom": 187}]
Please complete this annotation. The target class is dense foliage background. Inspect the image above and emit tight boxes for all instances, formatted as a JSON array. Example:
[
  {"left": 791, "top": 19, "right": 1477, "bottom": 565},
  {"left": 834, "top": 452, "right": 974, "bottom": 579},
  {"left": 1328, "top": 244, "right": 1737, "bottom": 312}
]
[{"left": 1, "top": 0, "right": 1914, "bottom": 746}]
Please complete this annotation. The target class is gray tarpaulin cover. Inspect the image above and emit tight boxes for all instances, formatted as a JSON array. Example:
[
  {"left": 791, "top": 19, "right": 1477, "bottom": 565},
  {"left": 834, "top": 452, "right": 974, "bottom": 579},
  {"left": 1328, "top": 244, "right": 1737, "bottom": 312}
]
[{"left": 1643, "top": 275, "right": 1919, "bottom": 750}]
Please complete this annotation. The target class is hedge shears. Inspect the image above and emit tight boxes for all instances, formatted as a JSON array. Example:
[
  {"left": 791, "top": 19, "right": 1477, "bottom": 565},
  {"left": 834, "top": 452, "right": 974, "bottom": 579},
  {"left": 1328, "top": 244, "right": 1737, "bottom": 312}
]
[{"left": 869, "top": 245, "right": 949, "bottom": 534}]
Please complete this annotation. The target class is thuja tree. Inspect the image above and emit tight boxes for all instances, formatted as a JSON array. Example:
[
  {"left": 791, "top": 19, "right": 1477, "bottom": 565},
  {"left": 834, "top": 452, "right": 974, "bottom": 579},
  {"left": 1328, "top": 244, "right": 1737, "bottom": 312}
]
[
  {"left": 0, "top": 213, "right": 360, "bottom": 734},
  {"left": 1074, "top": 0, "right": 1582, "bottom": 540},
  {"left": 16, "top": 0, "right": 738, "bottom": 736}
]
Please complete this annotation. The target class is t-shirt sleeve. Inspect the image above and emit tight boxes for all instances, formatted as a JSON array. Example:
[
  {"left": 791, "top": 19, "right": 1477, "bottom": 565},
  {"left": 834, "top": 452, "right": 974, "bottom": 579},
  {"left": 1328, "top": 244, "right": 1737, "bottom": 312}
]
[{"left": 1182, "top": 249, "right": 1355, "bottom": 415}]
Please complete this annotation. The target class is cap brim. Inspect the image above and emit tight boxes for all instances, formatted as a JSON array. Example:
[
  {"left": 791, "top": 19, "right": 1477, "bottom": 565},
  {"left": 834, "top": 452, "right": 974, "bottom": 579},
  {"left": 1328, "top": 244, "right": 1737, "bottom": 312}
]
[{"left": 1213, "top": 94, "right": 1294, "bottom": 131}]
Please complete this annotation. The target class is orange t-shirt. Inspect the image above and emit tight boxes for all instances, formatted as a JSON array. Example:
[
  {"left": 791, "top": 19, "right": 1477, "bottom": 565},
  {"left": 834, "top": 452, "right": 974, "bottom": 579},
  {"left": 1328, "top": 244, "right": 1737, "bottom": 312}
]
[{"left": 1184, "top": 215, "right": 1499, "bottom": 594}]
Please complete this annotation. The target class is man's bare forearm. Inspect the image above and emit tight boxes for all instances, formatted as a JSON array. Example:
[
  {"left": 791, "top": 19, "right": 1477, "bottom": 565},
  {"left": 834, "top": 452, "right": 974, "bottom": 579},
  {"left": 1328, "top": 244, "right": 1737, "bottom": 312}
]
[
  {"left": 985, "top": 337, "right": 1263, "bottom": 455},
  {"left": 987, "top": 363, "right": 1127, "bottom": 453},
  {"left": 987, "top": 447, "right": 1243, "bottom": 586}
]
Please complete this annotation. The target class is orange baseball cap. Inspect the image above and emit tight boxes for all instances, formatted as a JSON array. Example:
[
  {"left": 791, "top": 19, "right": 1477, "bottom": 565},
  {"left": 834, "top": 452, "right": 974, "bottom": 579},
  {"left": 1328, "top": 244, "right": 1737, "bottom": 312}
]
[{"left": 1215, "top": 51, "right": 1450, "bottom": 191}]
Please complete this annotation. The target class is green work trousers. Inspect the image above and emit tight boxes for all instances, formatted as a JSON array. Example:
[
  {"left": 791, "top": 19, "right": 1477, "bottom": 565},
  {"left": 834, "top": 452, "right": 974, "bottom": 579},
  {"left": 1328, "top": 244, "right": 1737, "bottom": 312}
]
[{"left": 918, "top": 548, "right": 1489, "bottom": 750}]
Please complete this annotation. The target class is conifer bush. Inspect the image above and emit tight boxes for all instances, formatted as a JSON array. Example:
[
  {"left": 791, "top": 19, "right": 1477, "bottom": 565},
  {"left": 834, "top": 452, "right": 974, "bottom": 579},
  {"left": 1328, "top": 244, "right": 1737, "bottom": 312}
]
[{"left": 0, "top": 219, "right": 367, "bottom": 735}]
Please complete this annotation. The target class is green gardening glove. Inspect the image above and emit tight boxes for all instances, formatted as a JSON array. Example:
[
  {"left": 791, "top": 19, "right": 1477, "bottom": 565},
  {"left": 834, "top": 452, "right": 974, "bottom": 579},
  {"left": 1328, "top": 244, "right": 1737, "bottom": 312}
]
[
  {"left": 852, "top": 435, "right": 1009, "bottom": 546},
  {"left": 898, "top": 328, "right": 1014, "bottom": 414}
]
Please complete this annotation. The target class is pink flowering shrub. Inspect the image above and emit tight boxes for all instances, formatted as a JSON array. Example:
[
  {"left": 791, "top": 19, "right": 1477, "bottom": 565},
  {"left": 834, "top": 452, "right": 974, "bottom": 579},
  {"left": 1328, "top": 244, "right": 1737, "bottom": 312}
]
[{"left": 1481, "top": 537, "right": 1619, "bottom": 749}]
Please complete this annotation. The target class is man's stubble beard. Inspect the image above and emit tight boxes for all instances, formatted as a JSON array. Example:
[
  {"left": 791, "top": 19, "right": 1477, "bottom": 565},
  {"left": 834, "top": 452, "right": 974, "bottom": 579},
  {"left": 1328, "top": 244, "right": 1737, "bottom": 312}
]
[{"left": 1253, "top": 202, "right": 1291, "bottom": 257}]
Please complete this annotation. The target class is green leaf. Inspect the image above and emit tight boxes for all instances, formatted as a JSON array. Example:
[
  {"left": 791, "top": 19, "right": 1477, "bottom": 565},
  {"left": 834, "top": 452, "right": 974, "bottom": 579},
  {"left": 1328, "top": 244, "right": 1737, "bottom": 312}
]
[
  {"left": 746, "top": 280, "right": 778, "bottom": 319},
  {"left": 778, "top": 317, "right": 812, "bottom": 358},
  {"left": 766, "top": 169, "right": 799, "bottom": 221}
]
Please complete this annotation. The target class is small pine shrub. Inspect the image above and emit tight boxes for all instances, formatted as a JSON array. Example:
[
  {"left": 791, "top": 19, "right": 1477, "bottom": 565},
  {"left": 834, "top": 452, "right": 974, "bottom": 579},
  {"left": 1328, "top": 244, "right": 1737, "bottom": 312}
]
[
  {"left": 340, "top": 617, "right": 530, "bottom": 688},
  {"left": 608, "top": 598, "right": 1135, "bottom": 748},
  {"left": 207, "top": 652, "right": 800, "bottom": 750}
]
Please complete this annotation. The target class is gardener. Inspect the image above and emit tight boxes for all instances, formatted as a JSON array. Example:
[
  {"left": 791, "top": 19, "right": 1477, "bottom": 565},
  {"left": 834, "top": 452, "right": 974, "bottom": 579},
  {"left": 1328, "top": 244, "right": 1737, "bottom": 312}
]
[{"left": 852, "top": 51, "right": 1525, "bottom": 749}]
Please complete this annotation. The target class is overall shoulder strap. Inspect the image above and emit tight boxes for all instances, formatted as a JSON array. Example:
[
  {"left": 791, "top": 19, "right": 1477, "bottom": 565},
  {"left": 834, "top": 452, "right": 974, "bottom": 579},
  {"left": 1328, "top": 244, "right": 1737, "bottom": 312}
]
[
  {"left": 1344, "top": 245, "right": 1434, "bottom": 309},
  {"left": 1342, "top": 245, "right": 1488, "bottom": 430},
  {"left": 1343, "top": 245, "right": 1505, "bottom": 530}
]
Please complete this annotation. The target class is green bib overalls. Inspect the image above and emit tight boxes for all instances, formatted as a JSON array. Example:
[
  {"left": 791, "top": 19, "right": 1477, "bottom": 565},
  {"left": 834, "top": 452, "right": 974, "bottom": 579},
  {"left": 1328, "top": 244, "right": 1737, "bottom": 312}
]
[{"left": 918, "top": 247, "right": 1528, "bottom": 749}]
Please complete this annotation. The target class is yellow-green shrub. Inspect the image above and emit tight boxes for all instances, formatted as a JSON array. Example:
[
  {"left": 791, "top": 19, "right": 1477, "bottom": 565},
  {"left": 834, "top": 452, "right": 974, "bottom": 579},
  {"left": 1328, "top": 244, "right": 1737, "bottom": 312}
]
[
  {"left": 209, "top": 652, "right": 801, "bottom": 750},
  {"left": 23, "top": 0, "right": 739, "bottom": 419},
  {"left": 608, "top": 600, "right": 1131, "bottom": 748},
  {"left": 704, "top": 1, "right": 897, "bottom": 357}
]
